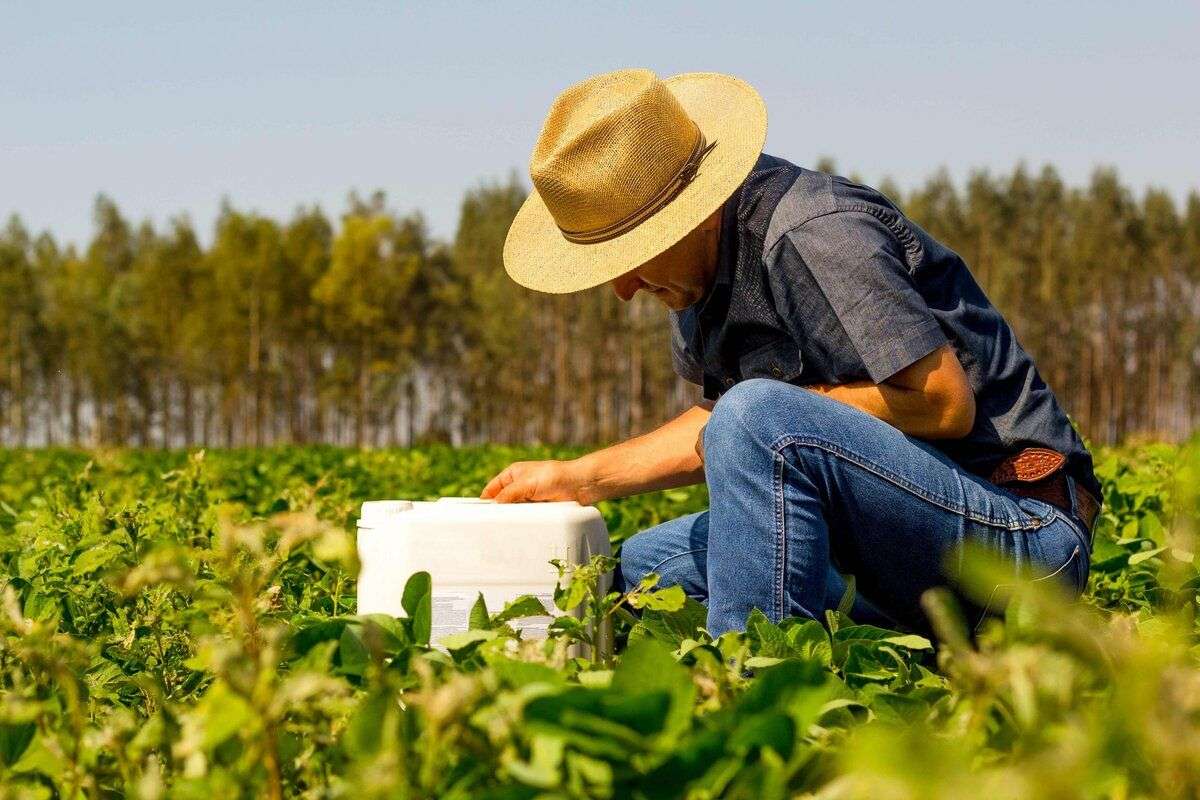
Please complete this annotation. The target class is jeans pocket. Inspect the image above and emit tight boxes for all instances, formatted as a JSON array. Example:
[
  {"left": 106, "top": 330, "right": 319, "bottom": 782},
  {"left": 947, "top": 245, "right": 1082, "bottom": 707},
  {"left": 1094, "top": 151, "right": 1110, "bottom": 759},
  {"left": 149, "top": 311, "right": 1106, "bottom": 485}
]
[
  {"left": 970, "top": 525, "right": 1083, "bottom": 633},
  {"left": 1031, "top": 542, "right": 1082, "bottom": 589}
]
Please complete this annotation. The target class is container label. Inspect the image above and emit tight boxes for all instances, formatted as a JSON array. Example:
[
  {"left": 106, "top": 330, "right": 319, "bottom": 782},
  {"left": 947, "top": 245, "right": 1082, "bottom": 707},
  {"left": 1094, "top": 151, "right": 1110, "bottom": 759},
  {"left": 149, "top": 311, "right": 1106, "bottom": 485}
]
[
  {"left": 431, "top": 591, "right": 478, "bottom": 644},
  {"left": 431, "top": 590, "right": 560, "bottom": 645}
]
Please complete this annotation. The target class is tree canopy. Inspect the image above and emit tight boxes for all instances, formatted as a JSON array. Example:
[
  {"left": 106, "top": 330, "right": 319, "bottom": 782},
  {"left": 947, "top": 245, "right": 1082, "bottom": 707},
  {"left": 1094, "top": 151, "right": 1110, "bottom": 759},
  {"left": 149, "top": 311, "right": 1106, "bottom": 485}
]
[{"left": 0, "top": 163, "right": 1196, "bottom": 447}]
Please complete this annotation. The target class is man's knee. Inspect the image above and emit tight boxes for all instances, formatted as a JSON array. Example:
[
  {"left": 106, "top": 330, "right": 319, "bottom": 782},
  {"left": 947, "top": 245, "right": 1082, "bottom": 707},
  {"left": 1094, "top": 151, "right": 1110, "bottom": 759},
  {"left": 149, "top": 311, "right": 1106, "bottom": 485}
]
[
  {"left": 704, "top": 378, "right": 821, "bottom": 460},
  {"left": 616, "top": 530, "right": 657, "bottom": 591}
]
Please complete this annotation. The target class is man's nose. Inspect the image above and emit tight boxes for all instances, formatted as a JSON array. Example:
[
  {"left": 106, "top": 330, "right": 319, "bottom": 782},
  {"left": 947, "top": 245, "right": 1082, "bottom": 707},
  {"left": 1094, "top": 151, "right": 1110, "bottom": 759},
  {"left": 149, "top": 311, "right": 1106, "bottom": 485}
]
[{"left": 611, "top": 272, "right": 641, "bottom": 302}]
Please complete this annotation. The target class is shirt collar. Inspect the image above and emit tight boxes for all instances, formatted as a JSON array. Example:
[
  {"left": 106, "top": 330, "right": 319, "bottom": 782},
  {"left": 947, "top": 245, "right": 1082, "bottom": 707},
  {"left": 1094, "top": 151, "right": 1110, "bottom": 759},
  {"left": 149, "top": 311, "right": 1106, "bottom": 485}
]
[{"left": 691, "top": 183, "right": 741, "bottom": 317}]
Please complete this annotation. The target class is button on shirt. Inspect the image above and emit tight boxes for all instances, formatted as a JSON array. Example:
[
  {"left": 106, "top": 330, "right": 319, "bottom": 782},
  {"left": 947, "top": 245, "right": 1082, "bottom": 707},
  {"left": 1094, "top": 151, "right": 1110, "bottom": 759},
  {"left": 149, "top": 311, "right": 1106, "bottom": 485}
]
[{"left": 669, "top": 154, "right": 1100, "bottom": 499}]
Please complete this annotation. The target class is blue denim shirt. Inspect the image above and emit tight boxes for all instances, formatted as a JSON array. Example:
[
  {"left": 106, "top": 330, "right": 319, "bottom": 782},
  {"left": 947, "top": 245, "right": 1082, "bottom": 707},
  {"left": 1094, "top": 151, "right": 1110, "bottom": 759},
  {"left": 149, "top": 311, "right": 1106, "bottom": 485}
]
[{"left": 670, "top": 153, "right": 1100, "bottom": 499}]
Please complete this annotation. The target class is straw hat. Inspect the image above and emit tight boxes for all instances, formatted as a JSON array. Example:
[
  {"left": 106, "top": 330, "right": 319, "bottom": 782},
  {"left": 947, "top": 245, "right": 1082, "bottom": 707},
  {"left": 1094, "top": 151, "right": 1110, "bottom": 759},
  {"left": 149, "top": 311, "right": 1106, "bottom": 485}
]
[{"left": 503, "top": 69, "right": 767, "bottom": 294}]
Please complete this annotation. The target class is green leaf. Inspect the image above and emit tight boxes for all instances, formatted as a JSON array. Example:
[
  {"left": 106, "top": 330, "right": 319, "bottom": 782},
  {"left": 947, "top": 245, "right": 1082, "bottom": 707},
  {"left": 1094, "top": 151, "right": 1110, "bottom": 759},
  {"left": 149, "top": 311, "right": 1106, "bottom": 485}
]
[
  {"left": 837, "top": 574, "right": 857, "bottom": 617},
  {"left": 745, "top": 656, "right": 784, "bottom": 669},
  {"left": 728, "top": 712, "right": 795, "bottom": 757},
  {"left": 492, "top": 594, "right": 550, "bottom": 626},
  {"left": 342, "top": 690, "right": 392, "bottom": 758},
  {"left": 842, "top": 644, "right": 896, "bottom": 683},
  {"left": 438, "top": 629, "right": 496, "bottom": 651},
  {"left": 0, "top": 723, "right": 35, "bottom": 767},
  {"left": 1121, "top": 519, "right": 1140, "bottom": 541},
  {"left": 611, "top": 639, "right": 695, "bottom": 737},
  {"left": 1129, "top": 546, "right": 1167, "bottom": 565},
  {"left": 784, "top": 619, "right": 833, "bottom": 666},
  {"left": 832, "top": 625, "right": 919, "bottom": 668},
  {"left": 562, "top": 576, "right": 592, "bottom": 612},
  {"left": 629, "top": 584, "right": 686, "bottom": 612},
  {"left": 356, "top": 614, "right": 410, "bottom": 653},
  {"left": 490, "top": 657, "right": 566, "bottom": 689},
  {"left": 505, "top": 733, "right": 565, "bottom": 789},
  {"left": 469, "top": 592, "right": 490, "bottom": 630},
  {"left": 9, "top": 731, "right": 66, "bottom": 779},
  {"left": 21, "top": 592, "right": 58, "bottom": 623},
  {"left": 630, "top": 597, "right": 708, "bottom": 649},
  {"left": 193, "top": 681, "right": 255, "bottom": 750},
  {"left": 337, "top": 625, "right": 370, "bottom": 677},
  {"left": 401, "top": 571, "right": 432, "bottom": 617},
  {"left": 291, "top": 618, "right": 359, "bottom": 657},
  {"left": 411, "top": 593, "right": 432, "bottom": 645},
  {"left": 1140, "top": 513, "right": 1164, "bottom": 544},
  {"left": 880, "top": 634, "right": 933, "bottom": 650},
  {"left": 746, "top": 609, "right": 793, "bottom": 659},
  {"left": 71, "top": 542, "right": 125, "bottom": 576},
  {"left": 867, "top": 690, "right": 931, "bottom": 723},
  {"left": 735, "top": 658, "right": 830, "bottom": 719},
  {"left": 636, "top": 573, "right": 662, "bottom": 592},
  {"left": 575, "top": 670, "right": 613, "bottom": 688}
]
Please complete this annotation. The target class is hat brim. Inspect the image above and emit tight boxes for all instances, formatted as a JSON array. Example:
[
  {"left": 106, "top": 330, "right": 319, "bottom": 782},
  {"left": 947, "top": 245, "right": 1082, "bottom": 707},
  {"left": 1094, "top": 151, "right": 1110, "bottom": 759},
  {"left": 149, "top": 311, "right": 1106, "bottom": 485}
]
[{"left": 502, "top": 72, "right": 767, "bottom": 294}]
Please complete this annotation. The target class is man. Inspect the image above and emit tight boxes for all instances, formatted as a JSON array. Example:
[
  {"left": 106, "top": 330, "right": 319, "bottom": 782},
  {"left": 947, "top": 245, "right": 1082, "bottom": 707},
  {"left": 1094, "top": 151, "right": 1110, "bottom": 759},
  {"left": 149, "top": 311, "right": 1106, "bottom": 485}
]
[{"left": 481, "top": 68, "right": 1100, "bottom": 635}]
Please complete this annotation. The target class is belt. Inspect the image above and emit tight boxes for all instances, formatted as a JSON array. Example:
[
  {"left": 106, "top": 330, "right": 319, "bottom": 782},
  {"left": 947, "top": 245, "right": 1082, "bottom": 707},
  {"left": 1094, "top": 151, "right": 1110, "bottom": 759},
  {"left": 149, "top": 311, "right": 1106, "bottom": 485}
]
[{"left": 988, "top": 447, "right": 1101, "bottom": 545}]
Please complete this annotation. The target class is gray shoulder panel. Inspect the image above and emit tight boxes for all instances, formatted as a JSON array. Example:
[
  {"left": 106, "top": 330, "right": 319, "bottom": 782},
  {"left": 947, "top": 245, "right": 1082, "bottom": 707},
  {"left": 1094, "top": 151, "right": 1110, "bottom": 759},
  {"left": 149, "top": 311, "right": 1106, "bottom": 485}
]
[{"left": 762, "top": 170, "right": 838, "bottom": 261}]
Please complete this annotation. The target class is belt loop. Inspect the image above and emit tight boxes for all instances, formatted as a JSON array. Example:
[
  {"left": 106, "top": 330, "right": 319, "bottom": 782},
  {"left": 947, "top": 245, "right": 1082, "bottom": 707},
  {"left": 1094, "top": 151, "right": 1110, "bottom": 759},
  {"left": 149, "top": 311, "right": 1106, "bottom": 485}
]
[
  {"left": 1065, "top": 476, "right": 1093, "bottom": 549},
  {"left": 1065, "top": 474, "right": 1078, "bottom": 516}
]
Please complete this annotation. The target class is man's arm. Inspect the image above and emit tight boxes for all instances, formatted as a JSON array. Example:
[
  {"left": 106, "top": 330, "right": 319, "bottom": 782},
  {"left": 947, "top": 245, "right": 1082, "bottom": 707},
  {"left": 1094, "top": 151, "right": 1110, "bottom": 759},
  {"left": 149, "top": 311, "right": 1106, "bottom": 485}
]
[
  {"left": 482, "top": 345, "right": 972, "bottom": 503},
  {"left": 481, "top": 402, "right": 712, "bottom": 504},
  {"left": 693, "top": 344, "right": 974, "bottom": 464},
  {"left": 807, "top": 343, "right": 975, "bottom": 439}
]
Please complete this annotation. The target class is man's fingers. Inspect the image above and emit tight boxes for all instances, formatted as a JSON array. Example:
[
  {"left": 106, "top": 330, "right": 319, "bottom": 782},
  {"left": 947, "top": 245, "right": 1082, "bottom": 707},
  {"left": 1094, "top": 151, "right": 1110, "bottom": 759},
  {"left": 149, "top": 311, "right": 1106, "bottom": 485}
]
[
  {"left": 493, "top": 480, "right": 529, "bottom": 504},
  {"left": 480, "top": 467, "right": 513, "bottom": 499}
]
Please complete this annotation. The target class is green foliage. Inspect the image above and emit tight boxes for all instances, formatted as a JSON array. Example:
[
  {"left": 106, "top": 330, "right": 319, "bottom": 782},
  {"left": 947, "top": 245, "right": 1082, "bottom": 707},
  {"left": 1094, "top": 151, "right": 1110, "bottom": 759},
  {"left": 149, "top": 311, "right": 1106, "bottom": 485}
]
[{"left": 0, "top": 441, "right": 1197, "bottom": 798}]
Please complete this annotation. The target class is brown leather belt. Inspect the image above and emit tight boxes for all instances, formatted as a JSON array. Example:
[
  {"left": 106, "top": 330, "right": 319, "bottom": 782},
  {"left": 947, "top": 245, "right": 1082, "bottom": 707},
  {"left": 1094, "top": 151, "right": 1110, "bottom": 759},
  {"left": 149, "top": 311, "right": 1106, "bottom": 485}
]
[{"left": 987, "top": 447, "right": 1101, "bottom": 542}]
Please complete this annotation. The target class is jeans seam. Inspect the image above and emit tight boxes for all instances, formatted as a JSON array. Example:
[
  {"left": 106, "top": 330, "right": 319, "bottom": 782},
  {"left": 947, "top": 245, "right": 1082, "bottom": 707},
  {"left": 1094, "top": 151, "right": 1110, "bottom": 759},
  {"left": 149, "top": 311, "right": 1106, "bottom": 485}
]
[
  {"left": 773, "top": 450, "right": 786, "bottom": 622},
  {"left": 770, "top": 435, "right": 1049, "bottom": 531},
  {"left": 648, "top": 548, "right": 708, "bottom": 576}
]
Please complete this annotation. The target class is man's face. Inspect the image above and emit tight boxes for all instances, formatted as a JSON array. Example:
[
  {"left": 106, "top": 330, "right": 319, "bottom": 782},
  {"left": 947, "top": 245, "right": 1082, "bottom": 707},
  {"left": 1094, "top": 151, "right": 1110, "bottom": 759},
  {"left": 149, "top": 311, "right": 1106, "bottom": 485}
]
[{"left": 609, "top": 205, "right": 722, "bottom": 311}]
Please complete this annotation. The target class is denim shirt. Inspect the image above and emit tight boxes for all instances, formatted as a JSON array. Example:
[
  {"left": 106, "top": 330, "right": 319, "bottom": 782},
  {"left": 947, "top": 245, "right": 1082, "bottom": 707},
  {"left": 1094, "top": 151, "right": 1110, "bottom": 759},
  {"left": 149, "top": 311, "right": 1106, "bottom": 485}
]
[{"left": 670, "top": 153, "right": 1101, "bottom": 499}]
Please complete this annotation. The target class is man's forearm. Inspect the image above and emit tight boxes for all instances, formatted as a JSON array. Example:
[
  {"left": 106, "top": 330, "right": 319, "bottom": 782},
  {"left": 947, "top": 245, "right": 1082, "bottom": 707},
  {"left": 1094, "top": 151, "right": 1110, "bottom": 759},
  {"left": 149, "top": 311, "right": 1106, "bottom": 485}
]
[
  {"left": 809, "top": 379, "right": 973, "bottom": 439},
  {"left": 807, "top": 345, "right": 976, "bottom": 439},
  {"left": 573, "top": 404, "right": 711, "bottom": 503},
  {"left": 807, "top": 381, "right": 944, "bottom": 436}
]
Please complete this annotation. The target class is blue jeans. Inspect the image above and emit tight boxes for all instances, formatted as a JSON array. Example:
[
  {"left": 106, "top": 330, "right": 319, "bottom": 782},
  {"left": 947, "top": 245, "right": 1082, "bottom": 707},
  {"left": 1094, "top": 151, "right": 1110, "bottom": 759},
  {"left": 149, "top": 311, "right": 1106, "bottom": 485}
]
[{"left": 617, "top": 379, "right": 1092, "bottom": 636}]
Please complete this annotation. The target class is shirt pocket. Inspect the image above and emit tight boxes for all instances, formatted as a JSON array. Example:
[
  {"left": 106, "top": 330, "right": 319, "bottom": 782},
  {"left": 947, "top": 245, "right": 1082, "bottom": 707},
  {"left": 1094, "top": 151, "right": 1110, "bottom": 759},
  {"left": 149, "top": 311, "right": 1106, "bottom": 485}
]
[{"left": 738, "top": 337, "right": 804, "bottom": 383}]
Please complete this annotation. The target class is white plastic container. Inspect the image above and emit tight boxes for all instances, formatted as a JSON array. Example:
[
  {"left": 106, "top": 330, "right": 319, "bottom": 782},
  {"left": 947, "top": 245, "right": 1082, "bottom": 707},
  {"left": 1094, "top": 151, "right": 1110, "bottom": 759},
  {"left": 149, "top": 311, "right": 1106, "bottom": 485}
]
[{"left": 356, "top": 498, "right": 612, "bottom": 654}]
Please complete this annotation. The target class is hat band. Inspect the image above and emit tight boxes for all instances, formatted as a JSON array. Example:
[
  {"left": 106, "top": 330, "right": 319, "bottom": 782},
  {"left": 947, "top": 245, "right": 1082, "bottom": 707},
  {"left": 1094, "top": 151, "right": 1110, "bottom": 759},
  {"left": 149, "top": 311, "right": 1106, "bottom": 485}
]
[{"left": 557, "top": 129, "right": 718, "bottom": 245}]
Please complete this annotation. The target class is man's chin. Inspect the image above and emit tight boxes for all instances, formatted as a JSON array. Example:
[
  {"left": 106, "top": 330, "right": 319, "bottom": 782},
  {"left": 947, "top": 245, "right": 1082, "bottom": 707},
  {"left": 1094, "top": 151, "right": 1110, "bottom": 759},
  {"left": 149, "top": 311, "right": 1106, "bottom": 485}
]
[
  {"left": 660, "top": 295, "right": 689, "bottom": 311},
  {"left": 662, "top": 291, "right": 702, "bottom": 311}
]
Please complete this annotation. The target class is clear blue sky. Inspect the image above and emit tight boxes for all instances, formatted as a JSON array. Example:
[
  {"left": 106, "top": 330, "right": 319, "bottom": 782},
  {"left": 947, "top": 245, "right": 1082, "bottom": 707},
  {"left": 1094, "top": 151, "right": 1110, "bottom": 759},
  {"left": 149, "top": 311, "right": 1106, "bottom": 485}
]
[{"left": 3, "top": 1, "right": 1197, "bottom": 249}]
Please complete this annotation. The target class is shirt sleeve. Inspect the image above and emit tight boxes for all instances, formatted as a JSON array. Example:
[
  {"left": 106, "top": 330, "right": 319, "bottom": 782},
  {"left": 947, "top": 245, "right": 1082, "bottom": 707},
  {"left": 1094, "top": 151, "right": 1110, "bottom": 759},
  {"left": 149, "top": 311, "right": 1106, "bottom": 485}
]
[
  {"left": 668, "top": 309, "right": 704, "bottom": 386},
  {"left": 774, "top": 210, "right": 948, "bottom": 384}
]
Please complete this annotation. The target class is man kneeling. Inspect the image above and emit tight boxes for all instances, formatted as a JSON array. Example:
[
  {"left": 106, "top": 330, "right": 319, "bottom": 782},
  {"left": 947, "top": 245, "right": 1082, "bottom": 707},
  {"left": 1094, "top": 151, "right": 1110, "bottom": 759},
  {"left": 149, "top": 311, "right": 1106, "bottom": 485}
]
[{"left": 483, "top": 69, "right": 1100, "bottom": 635}]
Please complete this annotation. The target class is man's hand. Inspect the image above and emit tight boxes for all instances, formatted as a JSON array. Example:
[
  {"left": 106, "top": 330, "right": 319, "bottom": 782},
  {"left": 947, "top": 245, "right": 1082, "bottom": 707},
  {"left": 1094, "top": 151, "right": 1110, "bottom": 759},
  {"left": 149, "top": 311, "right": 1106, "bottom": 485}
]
[
  {"left": 480, "top": 459, "right": 596, "bottom": 504},
  {"left": 482, "top": 404, "right": 711, "bottom": 506}
]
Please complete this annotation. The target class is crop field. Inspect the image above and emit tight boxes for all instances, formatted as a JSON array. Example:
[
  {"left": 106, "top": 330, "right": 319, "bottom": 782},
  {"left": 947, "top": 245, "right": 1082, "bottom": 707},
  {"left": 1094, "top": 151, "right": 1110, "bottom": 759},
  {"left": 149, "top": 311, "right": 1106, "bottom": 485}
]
[{"left": 0, "top": 442, "right": 1197, "bottom": 799}]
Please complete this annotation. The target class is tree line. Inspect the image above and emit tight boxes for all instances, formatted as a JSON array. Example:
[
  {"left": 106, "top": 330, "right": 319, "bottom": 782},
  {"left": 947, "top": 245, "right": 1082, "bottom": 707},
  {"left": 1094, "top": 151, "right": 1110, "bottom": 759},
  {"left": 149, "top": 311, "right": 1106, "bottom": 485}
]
[{"left": 1, "top": 160, "right": 1197, "bottom": 449}]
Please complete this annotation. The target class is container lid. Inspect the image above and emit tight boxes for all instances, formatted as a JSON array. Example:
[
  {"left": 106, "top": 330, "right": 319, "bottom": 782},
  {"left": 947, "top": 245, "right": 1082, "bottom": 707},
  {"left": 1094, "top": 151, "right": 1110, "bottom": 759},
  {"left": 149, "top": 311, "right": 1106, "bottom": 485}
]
[
  {"left": 358, "top": 500, "right": 414, "bottom": 525},
  {"left": 357, "top": 497, "right": 593, "bottom": 527}
]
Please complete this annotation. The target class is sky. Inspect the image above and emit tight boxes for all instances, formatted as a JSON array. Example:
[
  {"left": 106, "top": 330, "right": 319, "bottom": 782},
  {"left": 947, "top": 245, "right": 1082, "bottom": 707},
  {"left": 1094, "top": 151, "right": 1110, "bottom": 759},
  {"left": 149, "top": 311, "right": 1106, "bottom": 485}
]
[{"left": 2, "top": 1, "right": 1198, "bottom": 249}]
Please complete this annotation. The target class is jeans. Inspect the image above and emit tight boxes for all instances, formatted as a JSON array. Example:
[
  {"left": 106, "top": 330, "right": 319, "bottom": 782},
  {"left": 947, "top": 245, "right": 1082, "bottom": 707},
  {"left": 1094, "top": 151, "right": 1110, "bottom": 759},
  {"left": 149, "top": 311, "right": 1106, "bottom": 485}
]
[{"left": 617, "top": 379, "right": 1092, "bottom": 636}]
